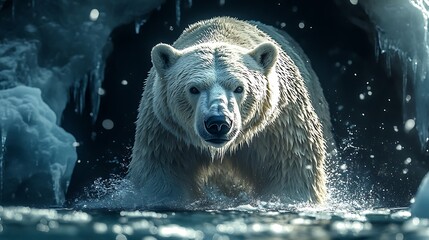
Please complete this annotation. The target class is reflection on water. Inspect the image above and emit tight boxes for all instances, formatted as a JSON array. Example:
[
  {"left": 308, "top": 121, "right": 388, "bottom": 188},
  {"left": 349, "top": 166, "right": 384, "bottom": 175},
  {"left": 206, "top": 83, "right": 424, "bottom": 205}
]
[{"left": 0, "top": 205, "right": 428, "bottom": 240}]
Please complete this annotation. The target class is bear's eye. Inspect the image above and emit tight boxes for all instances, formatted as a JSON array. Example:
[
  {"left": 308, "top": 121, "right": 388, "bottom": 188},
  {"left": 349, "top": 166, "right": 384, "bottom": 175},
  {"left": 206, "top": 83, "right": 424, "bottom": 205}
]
[
  {"left": 189, "top": 87, "right": 200, "bottom": 94},
  {"left": 234, "top": 86, "right": 244, "bottom": 94}
]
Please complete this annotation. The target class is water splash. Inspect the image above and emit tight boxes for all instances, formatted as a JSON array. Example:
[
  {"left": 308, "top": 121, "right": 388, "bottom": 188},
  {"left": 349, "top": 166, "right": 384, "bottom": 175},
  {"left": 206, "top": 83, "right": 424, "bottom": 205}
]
[
  {"left": 74, "top": 176, "right": 139, "bottom": 210},
  {"left": 75, "top": 139, "right": 378, "bottom": 212},
  {"left": 324, "top": 123, "right": 379, "bottom": 211}
]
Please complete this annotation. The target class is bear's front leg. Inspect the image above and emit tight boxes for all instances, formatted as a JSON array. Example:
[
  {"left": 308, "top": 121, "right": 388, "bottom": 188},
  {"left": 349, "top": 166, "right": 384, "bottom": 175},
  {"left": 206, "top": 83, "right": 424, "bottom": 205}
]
[{"left": 128, "top": 152, "right": 199, "bottom": 208}]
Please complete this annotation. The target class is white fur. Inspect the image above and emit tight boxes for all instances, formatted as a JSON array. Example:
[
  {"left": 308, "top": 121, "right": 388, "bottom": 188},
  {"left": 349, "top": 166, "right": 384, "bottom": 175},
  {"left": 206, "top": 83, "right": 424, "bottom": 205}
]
[{"left": 128, "top": 17, "right": 332, "bottom": 206}]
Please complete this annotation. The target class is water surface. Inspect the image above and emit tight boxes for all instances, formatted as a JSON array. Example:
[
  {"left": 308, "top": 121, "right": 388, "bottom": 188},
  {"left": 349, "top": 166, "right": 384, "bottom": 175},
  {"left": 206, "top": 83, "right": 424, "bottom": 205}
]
[{"left": 0, "top": 205, "right": 427, "bottom": 240}]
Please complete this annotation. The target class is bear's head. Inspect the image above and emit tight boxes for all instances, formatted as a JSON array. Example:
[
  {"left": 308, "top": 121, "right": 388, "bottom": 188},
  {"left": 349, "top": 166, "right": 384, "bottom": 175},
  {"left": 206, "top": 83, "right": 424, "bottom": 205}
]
[{"left": 150, "top": 41, "right": 279, "bottom": 150}]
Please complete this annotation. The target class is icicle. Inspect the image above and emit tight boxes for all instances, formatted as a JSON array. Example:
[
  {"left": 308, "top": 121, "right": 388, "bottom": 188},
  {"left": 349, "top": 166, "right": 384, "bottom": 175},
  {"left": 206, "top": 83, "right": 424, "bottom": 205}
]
[
  {"left": 219, "top": 0, "right": 226, "bottom": 6},
  {"left": 402, "top": 58, "right": 408, "bottom": 114},
  {"left": 134, "top": 18, "right": 146, "bottom": 34},
  {"left": 374, "top": 29, "right": 380, "bottom": 62},
  {"left": 384, "top": 47, "right": 391, "bottom": 77},
  {"left": 176, "top": 0, "right": 181, "bottom": 26},
  {"left": 188, "top": 0, "right": 192, "bottom": 8},
  {"left": 71, "top": 53, "right": 104, "bottom": 124},
  {"left": 73, "top": 74, "right": 88, "bottom": 114},
  {"left": 411, "top": 0, "right": 429, "bottom": 151},
  {"left": 11, "top": 0, "right": 15, "bottom": 20},
  {"left": 0, "top": 124, "right": 7, "bottom": 202},
  {"left": 135, "top": 21, "right": 140, "bottom": 34},
  {"left": 89, "top": 54, "right": 105, "bottom": 124},
  {"left": 371, "top": 0, "right": 429, "bottom": 152},
  {"left": 50, "top": 163, "right": 65, "bottom": 205}
]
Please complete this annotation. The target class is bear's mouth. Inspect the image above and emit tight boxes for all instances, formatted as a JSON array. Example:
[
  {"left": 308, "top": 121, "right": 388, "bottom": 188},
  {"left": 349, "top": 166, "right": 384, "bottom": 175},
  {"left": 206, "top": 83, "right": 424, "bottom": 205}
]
[{"left": 206, "top": 138, "right": 230, "bottom": 144}]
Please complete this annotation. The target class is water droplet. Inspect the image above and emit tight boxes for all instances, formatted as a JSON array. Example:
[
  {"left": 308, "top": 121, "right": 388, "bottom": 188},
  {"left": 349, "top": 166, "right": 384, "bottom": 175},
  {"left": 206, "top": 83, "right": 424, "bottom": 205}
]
[
  {"left": 395, "top": 233, "right": 404, "bottom": 240},
  {"left": 404, "top": 157, "right": 412, "bottom": 165},
  {"left": 298, "top": 22, "right": 305, "bottom": 29},
  {"left": 93, "top": 222, "right": 108, "bottom": 234},
  {"left": 115, "top": 234, "right": 127, "bottom": 240},
  {"left": 359, "top": 94, "right": 365, "bottom": 100},
  {"left": 72, "top": 142, "right": 80, "bottom": 147},
  {"left": 404, "top": 119, "right": 415, "bottom": 133},
  {"left": 98, "top": 88, "right": 106, "bottom": 96},
  {"left": 89, "top": 9, "right": 99, "bottom": 21},
  {"left": 340, "top": 164, "right": 347, "bottom": 170},
  {"left": 292, "top": 6, "right": 298, "bottom": 12},
  {"left": 121, "top": 80, "right": 128, "bottom": 85},
  {"left": 405, "top": 95, "right": 412, "bottom": 102},
  {"left": 393, "top": 126, "right": 398, "bottom": 132},
  {"left": 102, "top": 119, "right": 114, "bottom": 130},
  {"left": 402, "top": 168, "right": 408, "bottom": 174},
  {"left": 396, "top": 144, "right": 403, "bottom": 151},
  {"left": 280, "top": 22, "right": 286, "bottom": 28},
  {"left": 24, "top": 24, "right": 37, "bottom": 33}
]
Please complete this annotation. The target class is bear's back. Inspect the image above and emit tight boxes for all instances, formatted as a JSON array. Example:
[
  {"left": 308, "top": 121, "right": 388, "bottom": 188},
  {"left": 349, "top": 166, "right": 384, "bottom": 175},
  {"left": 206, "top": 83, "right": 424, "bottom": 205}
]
[{"left": 173, "top": 17, "right": 269, "bottom": 49}]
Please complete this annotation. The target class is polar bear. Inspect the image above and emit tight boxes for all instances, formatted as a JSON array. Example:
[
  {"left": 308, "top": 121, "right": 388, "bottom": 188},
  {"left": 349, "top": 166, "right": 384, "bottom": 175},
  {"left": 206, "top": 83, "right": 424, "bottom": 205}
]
[{"left": 128, "top": 17, "right": 332, "bottom": 206}]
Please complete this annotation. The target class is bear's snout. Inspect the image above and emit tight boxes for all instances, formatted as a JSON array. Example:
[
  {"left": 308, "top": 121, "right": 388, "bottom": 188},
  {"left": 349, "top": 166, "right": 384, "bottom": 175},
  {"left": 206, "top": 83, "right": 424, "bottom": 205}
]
[{"left": 204, "top": 115, "right": 232, "bottom": 136}]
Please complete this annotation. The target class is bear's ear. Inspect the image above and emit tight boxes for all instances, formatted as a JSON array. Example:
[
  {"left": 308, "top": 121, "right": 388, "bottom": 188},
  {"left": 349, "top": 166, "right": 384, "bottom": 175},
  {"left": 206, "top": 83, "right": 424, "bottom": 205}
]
[
  {"left": 248, "top": 42, "right": 278, "bottom": 75},
  {"left": 151, "top": 43, "right": 182, "bottom": 77}
]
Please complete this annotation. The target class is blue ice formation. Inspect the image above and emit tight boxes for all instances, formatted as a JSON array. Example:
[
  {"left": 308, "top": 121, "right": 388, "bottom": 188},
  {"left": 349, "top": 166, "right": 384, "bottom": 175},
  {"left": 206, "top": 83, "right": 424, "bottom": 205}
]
[
  {"left": 411, "top": 172, "right": 429, "bottom": 218},
  {"left": 358, "top": 0, "right": 429, "bottom": 151},
  {"left": 0, "top": 0, "right": 165, "bottom": 205},
  {"left": 0, "top": 86, "right": 77, "bottom": 206},
  {"left": 0, "top": 0, "right": 163, "bottom": 121}
]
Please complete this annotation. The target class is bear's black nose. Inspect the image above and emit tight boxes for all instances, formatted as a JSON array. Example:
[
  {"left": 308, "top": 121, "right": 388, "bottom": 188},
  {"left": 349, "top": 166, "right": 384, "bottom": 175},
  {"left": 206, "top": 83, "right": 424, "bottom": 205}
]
[{"left": 204, "top": 116, "right": 232, "bottom": 135}]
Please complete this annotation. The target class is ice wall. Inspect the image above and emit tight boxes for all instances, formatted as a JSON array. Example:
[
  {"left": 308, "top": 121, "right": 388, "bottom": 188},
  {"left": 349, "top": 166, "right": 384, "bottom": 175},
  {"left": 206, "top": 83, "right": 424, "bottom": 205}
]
[
  {"left": 0, "top": 0, "right": 164, "bottom": 121},
  {"left": 0, "top": 86, "right": 76, "bottom": 206},
  {"left": 358, "top": 0, "right": 429, "bottom": 151},
  {"left": 0, "top": 39, "right": 74, "bottom": 121},
  {"left": 0, "top": 0, "right": 165, "bottom": 205}
]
